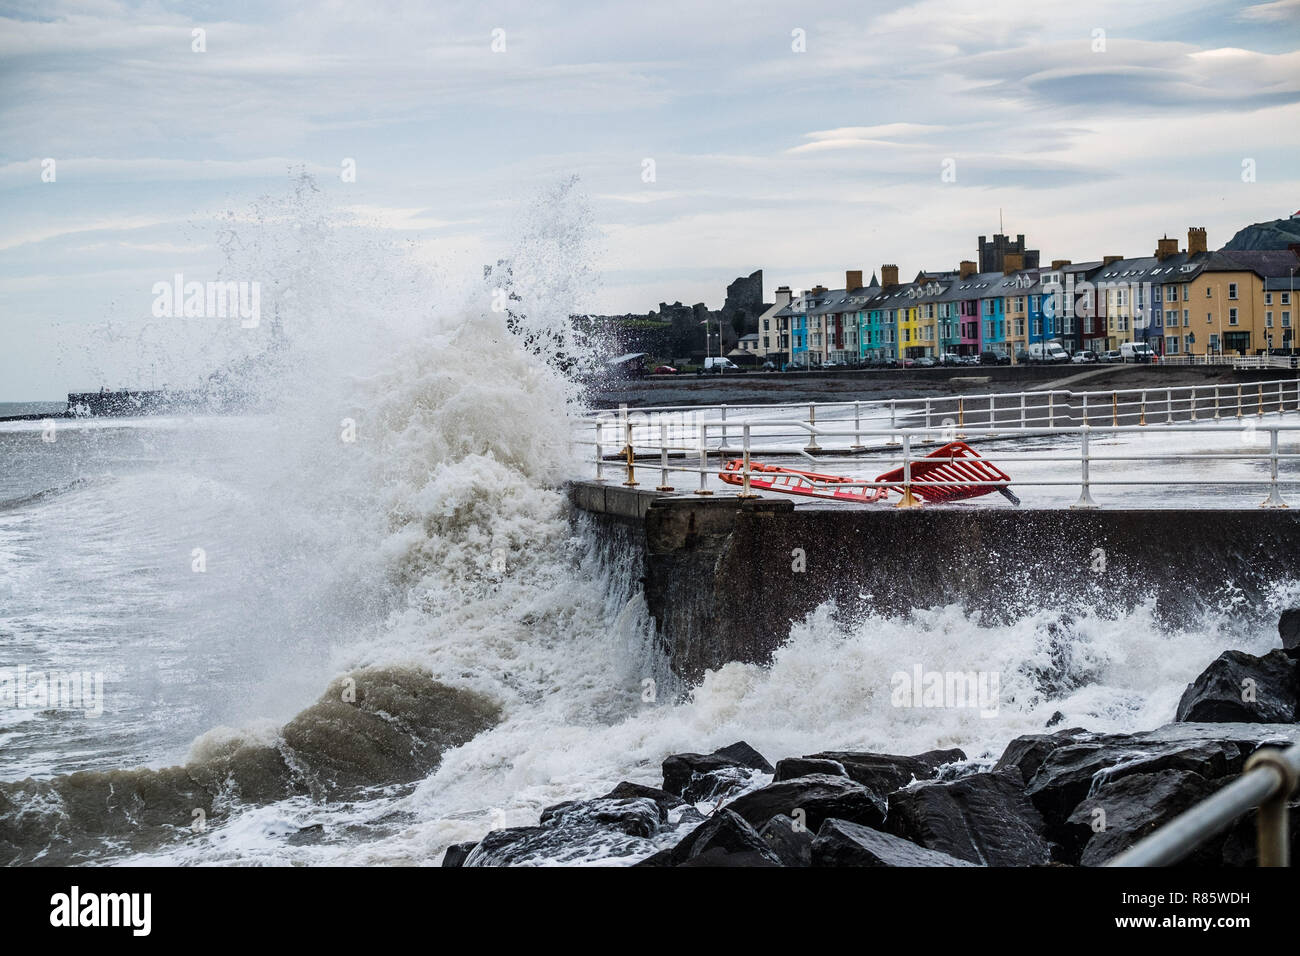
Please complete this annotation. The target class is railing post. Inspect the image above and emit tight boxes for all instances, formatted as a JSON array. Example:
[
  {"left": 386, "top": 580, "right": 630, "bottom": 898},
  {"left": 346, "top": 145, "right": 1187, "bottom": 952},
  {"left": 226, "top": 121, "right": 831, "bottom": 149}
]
[
  {"left": 1263, "top": 428, "right": 1288, "bottom": 509},
  {"left": 720, "top": 404, "right": 728, "bottom": 448},
  {"left": 896, "top": 434, "right": 920, "bottom": 508},
  {"left": 1082, "top": 393, "right": 1089, "bottom": 427},
  {"left": 1237, "top": 384, "right": 1244, "bottom": 420},
  {"left": 956, "top": 397, "right": 967, "bottom": 440},
  {"left": 988, "top": 395, "right": 997, "bottom": 434},
  {"left": 595, "top": 416, "right": 605, "bottom": 482},
  {"left": 1165, "top": 388, "right": 1174, "bottom": 425},
  {"left": 887, "top": 399, "right": 901, "bottom": 446},
  {"left": 657, "top": 420, "right": 674, "bottom": 492},
  {"left": 1244, "top": 748, "right": 1298, "bottom": 866},
  {"left": 804, "top": 403, "right": 822, "bottom": 454},
  {"left": 1139, "top": 389, "right": 1148, "bottom": 426},
  {"left": 923, "top": 398, "right": 934, "bottom": 444},
  {"left": 851, "top": 400, "right": 865, "bottom": 452},
  {"left": 738, "top": 424, "right": 759, "bottom": 499},
  {"left": 1258, "top": 385, "right": 1265, "bottom": 417},
  {"left": 1112, "top": 391, "right": 1119, "bottom": 429},
  {"left": 1189, "top": 387, "right": 1197, "bottom": 422},
  {"left": 1047, "top": 392, "right": 1055, "bottom": 429},
  {"left": 623, "top": 419, "right": 638, "bottom": 487},
  {"left": 1019, "top": 394, "right": 1026, "bottom": 430},
  {"left": 1073, "top": 427, "right": 1098, "bottom": 509},
  {"left": 694, "top": 422, "right": 712, "bottom": 495}
]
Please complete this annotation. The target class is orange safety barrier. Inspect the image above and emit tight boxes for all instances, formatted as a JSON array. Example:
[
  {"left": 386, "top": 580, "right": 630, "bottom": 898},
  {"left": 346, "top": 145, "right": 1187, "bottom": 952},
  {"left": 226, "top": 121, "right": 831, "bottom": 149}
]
[{"left": 718, "top": 441, "right": 1019, "bottom": 506}]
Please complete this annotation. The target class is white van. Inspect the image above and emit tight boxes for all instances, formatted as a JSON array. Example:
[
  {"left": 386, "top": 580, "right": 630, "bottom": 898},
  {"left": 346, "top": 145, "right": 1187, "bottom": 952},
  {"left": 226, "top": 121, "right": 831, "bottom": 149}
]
[
  {"left": 1119, "top": 342, "right": 1156, "bottom": 364},
  {"left": 1027, "top": 341, "right": 1070, "bottom": 363},
  {"left": 700, "top": 356, "right": 742, "bottom": 374}
]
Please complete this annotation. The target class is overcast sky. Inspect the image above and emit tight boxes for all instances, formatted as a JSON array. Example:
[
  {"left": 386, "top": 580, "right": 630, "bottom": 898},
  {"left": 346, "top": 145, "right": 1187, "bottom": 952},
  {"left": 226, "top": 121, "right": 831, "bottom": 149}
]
[{"left": 2, "top": 0, "right": 1299, "bottom": 399}]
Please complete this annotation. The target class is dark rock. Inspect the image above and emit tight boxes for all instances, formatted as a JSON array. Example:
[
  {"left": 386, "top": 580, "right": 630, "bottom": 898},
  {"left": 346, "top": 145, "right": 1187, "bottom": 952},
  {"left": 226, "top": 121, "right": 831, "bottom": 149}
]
[
  {"left": 1175, "top": 649, "right": 1298, "bottom": 723},
  {"left": 1025, "top": 729, "right": 1254, "bottom": 855},
  {"left": 464, "top": 796, "right": 664, "bottom": 865},
  {"left": 1046, "top": 711, "right": 1065, "bottom": 728},
  {"left": 721, "top": 773, "right": 887, "bottom": 833},
  {"left": 759, "top": 814, "right": 814, "bottom": 866},
  {"left": 441, "top": 841, "right": 477, "bottom": 867},
  {"left": 635, "top": 809, "right": 782, "bottom": 867},
  {"left": 886, "top": 771, "right": 1052, "bottom": 866},
  {"left": 994, "top": 728, "right": 1093, "bottom": 785},
  {"left": 803, "top": 748, "right": 966, "bottom": 793},
  {"left": 773, "top": 757, "right": 848, "bottom": 782},
  {"left": 811, "top": 818, "right": 977, "bottom": 867},
  {"left": 598, "top": 781, "right": 685, "bottom": 820},
  {"left": 661, "top": 741, "right": 772, "bottom": 803},
  {"left": 538, "top": 797, "right": 662, "bottom": 838},
  {"left": 1066, "top": 769, "right": 1226, "bottom": 867},
  {"left": 1280, "top": 609, "right": 1300, "bottom": 660},
  {"left": 713, "top": 741, "right": 775, "bottom": 773}
]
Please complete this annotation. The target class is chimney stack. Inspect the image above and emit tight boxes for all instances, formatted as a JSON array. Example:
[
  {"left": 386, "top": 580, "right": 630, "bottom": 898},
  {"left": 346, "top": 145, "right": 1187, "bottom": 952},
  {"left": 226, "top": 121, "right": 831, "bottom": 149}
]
[
  {"left": 845, "top": 269, "right": 863, "bottom": 291},
  {"left": 775, "top": 285, "right": 792, "bottom": 308},
  {"left": 1103, "top": 254, "right": 1123, "bottom": 266},
  {"left": 881, "top": 264, "right": 899, "bottom": 288},
  {"left": 959, "top": 260, "right": 977, "bottom": 279},
  {"left": 1003, "top": 252, "right": 1024, "bottom": 275},
  {"left": 1187, "top": 227, "right": 1207, "bottom": 255},
  {"left": 1155, "top": 236, "right": 1178, "bottom": 261},
  {"left": 1051, "top": 259, "right": 1071, "bottom": 269},
  {"left": 810, "top": 284, "right": 828, "bottom": 297}
]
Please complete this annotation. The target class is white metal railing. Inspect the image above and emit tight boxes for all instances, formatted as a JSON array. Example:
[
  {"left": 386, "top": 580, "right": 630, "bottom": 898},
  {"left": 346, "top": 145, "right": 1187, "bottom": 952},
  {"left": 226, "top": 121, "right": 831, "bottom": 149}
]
[
  {"left": 572, "top": 377, "right": 1300, "bottom": 508},
  {"left": 1158, "top": 354, "right": 1298, "bottom": 369}
]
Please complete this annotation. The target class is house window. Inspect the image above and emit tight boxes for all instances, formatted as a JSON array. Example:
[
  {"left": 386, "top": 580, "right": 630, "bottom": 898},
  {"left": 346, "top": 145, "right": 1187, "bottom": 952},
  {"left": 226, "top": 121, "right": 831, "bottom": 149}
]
[
  {"left": 1285, "top": 312, "right": 1292, "bottom": 328},
  {"left": 1283, "top": 293, "right": 1292, "bottom": 305},
  {"left": 1228, "top": 283, "right": 1238, "bottom": 300},
  {"left": 1268, "top": 312, "right": 1274, "bottom": 327},
  {"left": 1229, "top": 309, "right": 1238, "bottom": 326},
  {"left": 1183, "top": 310, "right": 1190, "bottom": 326},
  {"left": 1206, "top": 286, "right": 1212, "bottom": 298},
  {"left": 1266, "top": 293, "right": 1273, "bottom": 305},
  {"left": 1182, "top": 286, "right": 1189, "bottom": 301},
  {"left": 1166, "top": 337, "right": 1179, "bottom": 354}
]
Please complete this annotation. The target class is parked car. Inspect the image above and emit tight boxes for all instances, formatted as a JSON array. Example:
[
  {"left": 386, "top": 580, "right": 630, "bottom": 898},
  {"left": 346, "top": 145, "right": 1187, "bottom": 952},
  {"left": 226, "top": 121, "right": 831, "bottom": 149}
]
[
  {"left": 761, "top": 361, "right": 778, "bottom": 371},
  {"left": 959, "top": 354, "right": 980, "bottom": 365},
  {"left": 980, "top": 351, "right": 1010, "bottom": 366},
  {"left": 1071, "top": 350, "right": 1099, "bottom": 364},
  {"left": 939, "top": 352, "right": 962, "bottom": 366},
  {"left": 651, "top": 365, "right": 678, "bottom": 375},
  {"left": 914, "top": 356, "right": 937, "bottom": 368},
  {"left": 821, "top": 360, "right": 842, "bottom": 368},
  {"left": 781, "top": 362, "right": 805, "bottom": 372},
  {"left": 1101, "top": 350, "right": 1123, "bottom": 363}
]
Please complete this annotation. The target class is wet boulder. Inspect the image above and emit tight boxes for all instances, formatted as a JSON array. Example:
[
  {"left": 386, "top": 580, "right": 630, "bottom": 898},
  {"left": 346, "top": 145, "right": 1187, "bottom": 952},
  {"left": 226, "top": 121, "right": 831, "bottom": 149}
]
[
  {"left": 721, "top": 773, "right": 888, "bottom": 833},
  {"left": 441, "top": 842, "right": 477, "bottom": 867},
  {"left": 661, "top": 741, "right": 774, "bottom": 803},
  {"left": 993, "top": 728, "right": 1093, "bottom": 785},
  {"left": 812, "top": 818, "right": 977, "bottom": 867},
  {"left": 464, "top": 796, "right": 665, "bottom": 866},
  {"left": 773, "top": 757, "right": 848, "bottom": 782},
  {"left": 886, "top": 771, "right": 1052, "bottom": 866},
  {"left": 759, "top": 814, "right": 815, "bottom": 866},
  {"left": 1174, "top": 649, "right": 1298, "bottom": 724},
  {"left": 1023, "top": 725, "right": 1274, "bottom": 854},
  {"left": 1279, "top": 609, "right": 1300, "bottom": 660},
  {"left": 636, "top": 809, "right": 782, "bottom": 867},
  {"left": 597, "top": 781, "right": 686, "bottom": 821},
  {"left": 1065, "top": 769, "right": 1226, "bottom": 867},
  {"left": 802, "top": 748, "right": 965, "bottom": 793}
]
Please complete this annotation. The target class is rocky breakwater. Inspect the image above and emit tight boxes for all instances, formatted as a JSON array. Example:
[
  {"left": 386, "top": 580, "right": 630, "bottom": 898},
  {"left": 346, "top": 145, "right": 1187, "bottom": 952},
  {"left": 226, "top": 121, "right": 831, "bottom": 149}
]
[{"left": 447, "top": 611, "right": 1300, "bottom": 867}]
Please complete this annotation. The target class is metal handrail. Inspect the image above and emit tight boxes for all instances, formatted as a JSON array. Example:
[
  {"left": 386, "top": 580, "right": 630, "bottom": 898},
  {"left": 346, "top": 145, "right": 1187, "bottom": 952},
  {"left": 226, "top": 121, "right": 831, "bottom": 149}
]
[{"left": 1107, "top": 744, "right": 1300, "bottom": 867}]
